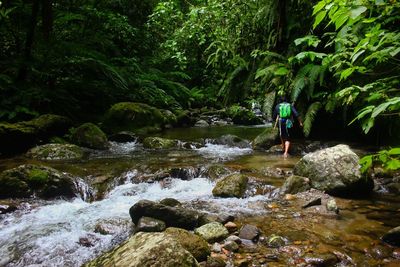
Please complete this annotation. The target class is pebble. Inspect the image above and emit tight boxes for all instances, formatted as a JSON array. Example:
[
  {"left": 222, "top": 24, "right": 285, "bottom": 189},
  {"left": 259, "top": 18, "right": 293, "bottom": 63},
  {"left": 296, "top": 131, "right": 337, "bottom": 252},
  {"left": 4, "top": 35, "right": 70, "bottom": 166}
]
[
  {"left": 224, "top": 221, "right": 238, "bottom": 233},
  {"left": 223, "top": 240, "right": 239, "bottom": 252},
  {"left": 211, "top": 243, "right": 222, "bottom": 253},
  {"left": 226, "top": 235, "right": 242, "bottom": 244}
]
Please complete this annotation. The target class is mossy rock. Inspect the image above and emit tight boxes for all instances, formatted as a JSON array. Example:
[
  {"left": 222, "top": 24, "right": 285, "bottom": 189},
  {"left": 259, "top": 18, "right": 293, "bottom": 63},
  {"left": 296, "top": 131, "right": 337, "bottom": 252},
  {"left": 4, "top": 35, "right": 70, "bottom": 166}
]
[
  {"left": 26, "top": 144, "right": 84, "bottom": 161},
  {"left": 281, "top": 175, "right": 311, "bottom": 194},
  {"left": 83, "top": 232, "right": 199, "bottom": 267},
  {"left": 207, "top": 165, "right": 231, "bottom": 181},
  {"left": 212, "top": 174, "right": 249, "bottom": 198},
  {"left": 71, "top": 123, "right": 109, "bottom": 150},
  {"left": 0, "top": 164, "right": 77, "bottom": 199},
  {"left": 143, "top": 137, "right": 178, "bottom": 149},
  {"left": 165, "top": 227, "right": 211, "bottom": 262},
  {"left": 0, "top": 114, "right": 71, "bottom": 155},
  {"left": 103, "top": 102, "right": 167, "bottom": 134},
  {"left": 252, "top": 127, "right": 279, "bottom": 150},
  {"left": 194, "top": 222, "right": 229, "bottom": 243}
]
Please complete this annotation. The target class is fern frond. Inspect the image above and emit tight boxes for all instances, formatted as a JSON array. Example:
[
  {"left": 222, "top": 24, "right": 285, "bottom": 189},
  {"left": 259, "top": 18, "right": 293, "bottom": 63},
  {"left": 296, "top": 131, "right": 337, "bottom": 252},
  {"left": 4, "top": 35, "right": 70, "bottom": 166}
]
[{"left": 303, "top": 101, "right": 322, "bottom": 137}]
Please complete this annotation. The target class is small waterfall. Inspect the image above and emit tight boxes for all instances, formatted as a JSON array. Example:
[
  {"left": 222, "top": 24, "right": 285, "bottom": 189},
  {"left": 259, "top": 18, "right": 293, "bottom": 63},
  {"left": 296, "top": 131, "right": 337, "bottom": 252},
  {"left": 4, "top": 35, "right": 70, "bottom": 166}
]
[
  {"left": 73, "top": 178, "right": 94, "bottom": 202},
  {"left": 195, "top": 143, "right": 252, "bottom": 160}
]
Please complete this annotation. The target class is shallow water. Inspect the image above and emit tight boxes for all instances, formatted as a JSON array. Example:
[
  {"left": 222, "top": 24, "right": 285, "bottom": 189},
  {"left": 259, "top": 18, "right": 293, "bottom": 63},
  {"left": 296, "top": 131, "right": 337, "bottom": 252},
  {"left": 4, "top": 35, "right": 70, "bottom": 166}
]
[{"left": 0, "top": 126, "right": 399, "bottom": 266}]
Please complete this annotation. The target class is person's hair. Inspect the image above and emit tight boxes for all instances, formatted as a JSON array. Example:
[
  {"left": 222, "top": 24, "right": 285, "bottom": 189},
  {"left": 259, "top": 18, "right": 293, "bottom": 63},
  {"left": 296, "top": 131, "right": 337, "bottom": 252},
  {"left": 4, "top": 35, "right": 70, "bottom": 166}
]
[{"left": 278, "top": 95, "right": 288, "bottom": 103}]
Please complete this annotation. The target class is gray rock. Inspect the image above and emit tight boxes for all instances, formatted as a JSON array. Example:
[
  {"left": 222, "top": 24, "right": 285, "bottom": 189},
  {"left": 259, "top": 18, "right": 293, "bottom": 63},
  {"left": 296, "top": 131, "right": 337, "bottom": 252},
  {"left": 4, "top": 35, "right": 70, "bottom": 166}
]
[
  {"left": 165, "top": 227, "right": 211, "bottom": 262},
  {"left": 26, "top": 143, "right": 84, "bottom": 161},
  {"left": 83, "top": 232, "right": 199, "bottom": 267},
  {"left": 326, "top": 199, "right": 339, "bottom": 214},
  {"left": 212, "top": 174, "right": 249, "bottom": 198},
  {"left": 382, "top": 226, "right": 400, "bottom": 247},
  {"left": 94, "top": 218, "right": 132, "bottom": 235},
  {"left": 281, "top": 175, "right": 311, "bottom": 194},
  {"left": 211, "top": 243, "right": 222, "bottom": 253},
  {"left": 159, "top": 198, "right": 181, "bottom": 207},
  {"left": 302, "top": 197, "right": 322, "bottom": 209},
  {"left": 136, "top": 216, "right": 166, "bottom": 232},
  {"left": 252, "top": 128, "right": 279, "bottom": 150},
  {"left": 194, "top": 222, "right": 229, "bottom": 243},
  {"left": 226, "top": 235, "right": 241, "bottom": 244},
  {"left": 129, "top": 200, "right": 207, "bottom": 230},
  {"left": 195, "top": 120, "right": 210, "bottom": 127},
  {"left": 238, "top": 224, "right": 260, "bottom": 241},
  {"left": 213, "top": 134, "right": 251, "bottom": 148},
  {"left": 293, "top": 145, "right": 373, "bottom": 195},
  {"left": 223, "top": 240, "right": 239, "bottom": 252}
]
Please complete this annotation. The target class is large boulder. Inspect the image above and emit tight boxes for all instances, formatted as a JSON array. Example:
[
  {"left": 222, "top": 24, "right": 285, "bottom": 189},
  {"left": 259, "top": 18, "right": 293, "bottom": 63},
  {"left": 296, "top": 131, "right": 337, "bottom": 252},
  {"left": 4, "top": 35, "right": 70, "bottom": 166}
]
[
  {"left": 26, "top": 143, "right": 84, "bottom": 160},
  {"left": 0, "top": 164, "right": 78, "bottom": 199},
  {"left": 212, "top": 174, "right": 248, "bottom": 198},
  {"left": 165, "top": 227, "right": 211, "bottom": 262},
  {"left": 143, "top": 137, "right": 178, "bottom": 149},
  {"left": 252, "top": 127, "right": 279, "bottom": 150},
  {"left": 83, "top": 232, "right": 199, "bottom": 267},
  {"left": 70, "top": 123, "right": 109, "bottom": 150},
  {"left": 194, "top": 222, "right": 229, "bottom": 243},
  {"left": 293, "top": 145, "right": 373, "bottom": 195},
  {"left": 102, "top": 102, "right": 166, "bottom": 134},
  {"left": 129, "top": 200, "right": 207, "bottom": 230},
  {"left": 0, "top": 114, "right": 72, "bottom": 155}
]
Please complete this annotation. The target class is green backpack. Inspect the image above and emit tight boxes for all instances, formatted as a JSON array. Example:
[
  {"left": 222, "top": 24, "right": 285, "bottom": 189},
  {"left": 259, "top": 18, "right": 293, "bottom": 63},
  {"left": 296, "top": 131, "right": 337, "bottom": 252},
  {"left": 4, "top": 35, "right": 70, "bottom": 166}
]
[{"left": 279, "top": 103, "right": 291, "bottom": 118}]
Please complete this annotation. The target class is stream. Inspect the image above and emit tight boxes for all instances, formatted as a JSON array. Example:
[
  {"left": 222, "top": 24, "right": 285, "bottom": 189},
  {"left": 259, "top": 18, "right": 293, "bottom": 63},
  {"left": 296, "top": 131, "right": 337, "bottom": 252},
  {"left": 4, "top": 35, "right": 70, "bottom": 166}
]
[{"left": 0, "top": 126, "right": 399, "bottom": 266}]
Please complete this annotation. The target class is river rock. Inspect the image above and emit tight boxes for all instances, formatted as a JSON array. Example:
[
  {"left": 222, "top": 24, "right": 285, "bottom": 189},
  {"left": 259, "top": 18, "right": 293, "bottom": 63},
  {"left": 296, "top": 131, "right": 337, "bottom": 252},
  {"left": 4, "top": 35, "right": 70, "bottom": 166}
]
[
  {"left": 238, "top": 224, "right": 260, "bottom": 241},
  {"left": 382, "top": 226, "right": 400, "bottom": 247},
  {"left": 326, "top": 199, "right": 339, "bottom": 214},
  {"left": 70, "top": 123, "right": 109, "bottom": 150},
  {"left": 135, "top": 216, "right": 166, "bottom": 232},
  {"left": 223, "top": 240, "right": 239, "bottom": 252},
  {"left": 213, "top": 134, "right": 251, "bottom": 148},
  {"left": 212, "top": 174, "right": 248, "bottom": 198},
  {"left": 129, "top": 200, "right": 207, "bottom": 230},
  {"left": 165, "top": 227, "right": 211, "bottom": 262},
  {"left": 293, "top": 144, "right": 373, "bottom": 195},
  {"left": 26, "top": 143, "right": 84, "bottom": 160},
  {"left": 94, "top": 218, "right": 133, "bottom": 235},
  {"left": 108, "top": 131, "right": 137, "bottom": 142},
  {"left": 143, "top": 137, "right": 178, "bottom": 149},
  {"left": 0, "top": 164, "right": 77, "bottom": 199},
  {"left": 207, "top": 165, "right": 231, "bottom": 181},
  {"left": 195, "top": 120, "right": 209, "bottom": 127},
  {"left": 160, "top": 198, "right": 181, "bottom": 207},
  {"left": 168, "top": 167, "right": 200, "bottom": 180},
  {"left": 0, "top": 114, "right": 72, "bottom": 155},
  {"left": 265, "top": 234, "right": 286, "bottom": 248},
  {"left": 103, "top": 102, "right": 167, "bottom": 134},
  {"left": 224, "top": 222, "right": 238, "bottom": 233},
  {"left": 83, "top": 232, "right": 199, "bottom": 267},
  {"left": 227, "top": 106, "right": 263, "bottom": 125},
  {"left": 252, "top": 128, "right": 279, "bottom": 150},
  {"left": 206, "top": 255, "right": 226, "bottom": 267},
  {"left": 280, "top": 175, "right": 311, "bottom": 194},
  {"left": 194, "top": 222, "right": 229, "bottom": 243}
]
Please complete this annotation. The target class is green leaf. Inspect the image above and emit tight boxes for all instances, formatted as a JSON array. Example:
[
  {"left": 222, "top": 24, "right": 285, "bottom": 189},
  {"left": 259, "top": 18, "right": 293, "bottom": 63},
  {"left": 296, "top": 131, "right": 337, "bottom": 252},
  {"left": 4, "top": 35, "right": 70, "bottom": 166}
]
[
  {"left": 339, "top": 67, "right": 355, "bottom": 81},
  {"left": 388, "top": 148, "right": 400, "bottom": 155},
  {"left": 360, "top": 155, "right": 373, "bottom": 173},
  {"left": 313, "top": 10, "right": 327, "bottom": 29},
  {"left": 386, "top": 159, "right": 400, "bottom": 170},
  {"left": 349, "top": 6, "right": 367, "bottom": 19},
  {"left": 335, "top": 13, "right": 349, "bottom": 30},
  {"left": 274, "top": 66, "right": 289, "bottom": 76},
  {"left": 313, "top": 1, "right": 326, "bottom": 16},
  {"left": 362, "top": 117, "right": 374, "bottom": 133}
]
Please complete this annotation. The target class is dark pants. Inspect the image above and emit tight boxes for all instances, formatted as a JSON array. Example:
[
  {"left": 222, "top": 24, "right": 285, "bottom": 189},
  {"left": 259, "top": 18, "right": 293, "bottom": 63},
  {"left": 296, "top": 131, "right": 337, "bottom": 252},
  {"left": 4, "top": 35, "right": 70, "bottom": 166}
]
[{"left": 279, "top": 119, "right": 290, "bottom": 141}]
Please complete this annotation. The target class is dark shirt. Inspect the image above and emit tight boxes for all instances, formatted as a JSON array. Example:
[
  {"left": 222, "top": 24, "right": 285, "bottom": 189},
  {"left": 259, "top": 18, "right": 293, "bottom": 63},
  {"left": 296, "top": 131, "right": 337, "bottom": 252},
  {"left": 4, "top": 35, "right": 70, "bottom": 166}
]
[{"left": 273, "top": 102, "right": 299, "bottom": 121}]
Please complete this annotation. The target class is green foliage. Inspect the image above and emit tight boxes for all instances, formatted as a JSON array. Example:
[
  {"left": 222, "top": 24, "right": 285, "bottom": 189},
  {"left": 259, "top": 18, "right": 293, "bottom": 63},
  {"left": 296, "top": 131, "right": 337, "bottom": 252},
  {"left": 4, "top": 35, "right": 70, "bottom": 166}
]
[{"left": 360, "top": 148, "right": 400, "bottom": 173}]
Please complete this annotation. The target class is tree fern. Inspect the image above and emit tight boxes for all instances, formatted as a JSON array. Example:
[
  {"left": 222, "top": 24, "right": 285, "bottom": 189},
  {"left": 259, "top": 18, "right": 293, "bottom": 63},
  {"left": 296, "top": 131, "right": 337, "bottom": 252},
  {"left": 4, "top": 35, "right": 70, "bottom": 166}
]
[{"left": 303, "top": 101, "right": 322, "bottom": 137}]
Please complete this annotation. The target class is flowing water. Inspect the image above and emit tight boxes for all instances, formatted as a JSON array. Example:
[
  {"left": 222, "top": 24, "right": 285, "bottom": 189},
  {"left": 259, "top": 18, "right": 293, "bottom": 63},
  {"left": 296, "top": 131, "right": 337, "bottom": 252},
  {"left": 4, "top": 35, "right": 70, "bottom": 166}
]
[{"left": 0, "top": 126, "right": 399, "bottom": 266}]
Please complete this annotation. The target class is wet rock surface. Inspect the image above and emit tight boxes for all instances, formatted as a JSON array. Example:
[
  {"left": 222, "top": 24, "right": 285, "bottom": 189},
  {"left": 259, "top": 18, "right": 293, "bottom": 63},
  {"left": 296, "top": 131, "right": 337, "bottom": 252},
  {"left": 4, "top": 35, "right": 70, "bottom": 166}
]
[
  {"left": 26, "top": 143, "right": 84, "bottom": 160},
  {"left": 71, "top": 122, "right": 109, "bottom": 150},
  {"left": 212, "top": 174, "right": 249, "bottom": 198},
  {"left": 194, "top": 222, "right": 229, "bottom": 243}
]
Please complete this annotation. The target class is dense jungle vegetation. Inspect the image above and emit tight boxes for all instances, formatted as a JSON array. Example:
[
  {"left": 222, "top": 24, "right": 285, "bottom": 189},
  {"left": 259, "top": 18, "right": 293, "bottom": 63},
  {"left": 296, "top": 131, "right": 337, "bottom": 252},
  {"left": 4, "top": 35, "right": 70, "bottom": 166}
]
[{"left": 0, "top": 0, "right": 399, "bottom": 170}]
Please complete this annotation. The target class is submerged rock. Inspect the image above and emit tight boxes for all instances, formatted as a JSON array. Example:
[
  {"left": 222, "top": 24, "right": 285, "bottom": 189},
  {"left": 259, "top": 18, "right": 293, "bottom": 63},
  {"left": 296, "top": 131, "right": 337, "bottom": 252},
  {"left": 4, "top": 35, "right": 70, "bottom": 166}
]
[
  {"left": 207, "top": 165, "right": 231, "bottom": 181},
  {"left": 252, "top": 128, "right": 279, "bottom": 150},
  {"left": 83, "top": 232, "right": 199, "bottom": 267},
  {"left": 0, "top": 114, "right": 72, "bottom": 155},
  {"left": 0, "top": 164, "right": 78, "bottom": 199},
  {"left": 70, "top": 122, "right": 109, "bottom": 150},
  {"left": 212, "top": 174, "right": 248, "bottom": 198},
  {"left": 26, "top": 143, "right": 84, "bottom": 160},
  {"left": 265, "top": 234, "right": 286, "bottom": 248},
  {"left": 382, "top": 226, "right": 400, "bottom": 247},
  {"left": 129, "top": 200, "right": 207, "bottom": 230},
  {"left": 293, "top": 144, "right": 373, "bottom": 195},
  {"left": 165, "top": 227, "right": 211, "bottom": 262},
  {"left": 238, "top": 224, "right": 260, "bottom": 241},
  {"left": 194, "top": 222, "right": 229, "bottom": 243},
  {"left": 143, "top": 137, "right": 178, "bottom": 149}
]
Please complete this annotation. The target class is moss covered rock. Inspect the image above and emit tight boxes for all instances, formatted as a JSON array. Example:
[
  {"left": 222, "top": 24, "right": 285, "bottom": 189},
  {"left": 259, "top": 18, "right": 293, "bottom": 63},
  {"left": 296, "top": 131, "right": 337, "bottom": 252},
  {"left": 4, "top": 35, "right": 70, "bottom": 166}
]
[
  {"left": 71, "top": 123, "right": 109, "bottom": 150},
  {"left": 103, "top": 102, "right": 167, "bottom": 134},
  {"left": 143, "top": 137, "right": 178, "bottom": 149},
  {"left": 252, "top": 127, "right": 279, "bottom": 150},
  {"left": 0, "top": 114, "right": 72, "bottom": 155},
  {"left": 212, "top": 174, "right": 249, "bottom": 198},
  {"left": 26, "top": 144, "right": 84, "bottom": 160},
  {"left": 281, "top": 175, "right": 311, "bottom": 194},
  {"left": 165, "top": 227, "right": 211, "bottom": 261},
  {"left": 83, "top": 232, "right": 199, "bottom": 267},
  {"left": 0, "top": 164, "right": 77, "bottom": 199},
  {"left": 194, "top": 222, "right": 229, "bottom": 243}
]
